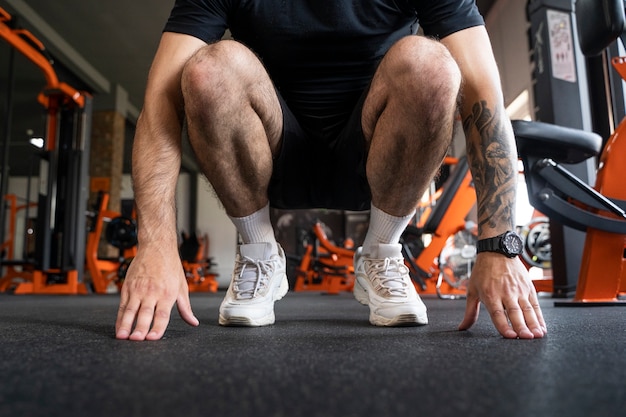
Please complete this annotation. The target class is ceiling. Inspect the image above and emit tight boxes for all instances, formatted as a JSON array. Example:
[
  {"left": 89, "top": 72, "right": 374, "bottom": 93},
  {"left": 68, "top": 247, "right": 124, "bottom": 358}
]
[{"left": 0, "top": 0, "right": 496, "bottom": 177}]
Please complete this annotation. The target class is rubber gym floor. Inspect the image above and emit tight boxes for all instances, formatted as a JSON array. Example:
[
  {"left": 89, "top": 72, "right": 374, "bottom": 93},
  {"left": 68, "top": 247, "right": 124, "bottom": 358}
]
[{"left": 0, "top": 291, "right": 624, "bottom": 417}]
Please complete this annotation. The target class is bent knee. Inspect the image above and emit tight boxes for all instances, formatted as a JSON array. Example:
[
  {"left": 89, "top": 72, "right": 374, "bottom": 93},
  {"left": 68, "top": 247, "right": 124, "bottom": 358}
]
[
  {"left": 181, "top": 40, "right": 260, "bottom": 99},
  {"left": 382, "top": 36, "right": 461, "bottom": 100}
]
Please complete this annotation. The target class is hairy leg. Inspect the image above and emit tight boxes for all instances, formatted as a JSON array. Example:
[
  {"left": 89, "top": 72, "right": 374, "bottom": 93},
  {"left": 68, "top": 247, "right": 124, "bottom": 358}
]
[
  {"left": 181, "top": 40, "right": 283, "bottom": 217},
  {"left": 362, "top": 36, "right": 462, "bottom": 216}
]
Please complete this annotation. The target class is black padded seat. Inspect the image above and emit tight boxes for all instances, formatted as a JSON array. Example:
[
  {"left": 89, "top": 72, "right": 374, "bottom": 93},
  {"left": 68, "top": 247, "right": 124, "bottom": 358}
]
[
  {"left": 576, "top": 0, "right": 625, "bottom": 56},
  {"left": 512, "top": 120, "right": 602, "bottom": 164}
]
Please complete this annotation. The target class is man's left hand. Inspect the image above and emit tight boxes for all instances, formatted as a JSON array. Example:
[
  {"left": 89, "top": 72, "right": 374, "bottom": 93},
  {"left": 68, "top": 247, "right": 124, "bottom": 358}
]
[{"left": 458, "top": 252, "right": 547, "bottom": 339}]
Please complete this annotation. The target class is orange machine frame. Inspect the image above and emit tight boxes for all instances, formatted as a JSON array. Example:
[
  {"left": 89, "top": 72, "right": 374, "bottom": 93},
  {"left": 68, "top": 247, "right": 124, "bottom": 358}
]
[
  {"left": 402, "top": 157, "right": 476, "bottom": 298},
  {"left": 415, "top": 163, "right": 474, "bottom": 281},
  {"left": 569, "top": 56, "right": 626, "bottom": 303},
  {"left": 84, "top": 191, "right": 137, "bottom": 294},
  {"left": 293, "top": 222, "right": 355, "bottom": 294},
  {"left": 180, "top": 232, "right": 219, "bottom": 293},
  {"left": 0, "top": 194, "right": 37, "bottom": 291},
  {"left": 2, "top": 7, "right": 90, "bottom": 294}
]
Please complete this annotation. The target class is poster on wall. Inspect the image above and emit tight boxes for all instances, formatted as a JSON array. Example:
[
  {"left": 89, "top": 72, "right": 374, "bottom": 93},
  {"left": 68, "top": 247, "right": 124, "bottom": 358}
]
[{"left": 546, "top": 9, "right": 577, "bottom": 83}]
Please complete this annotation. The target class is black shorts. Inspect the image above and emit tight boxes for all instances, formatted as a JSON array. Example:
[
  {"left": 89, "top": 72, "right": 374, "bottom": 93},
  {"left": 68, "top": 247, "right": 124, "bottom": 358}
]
[{"left": 268, "top": 92, "right": 371, "bottom": 211}]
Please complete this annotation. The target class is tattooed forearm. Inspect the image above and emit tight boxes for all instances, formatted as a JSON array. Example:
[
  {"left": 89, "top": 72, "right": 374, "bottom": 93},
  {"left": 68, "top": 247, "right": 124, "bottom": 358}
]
[{"left": 463, "top": 100, "right": 517, "bottom": 235}]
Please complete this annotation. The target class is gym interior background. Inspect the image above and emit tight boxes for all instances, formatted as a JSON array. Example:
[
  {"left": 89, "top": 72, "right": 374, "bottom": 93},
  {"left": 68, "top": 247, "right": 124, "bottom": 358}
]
[
  {"left": 1, "top": 1, "right": 626, "bottom": 417},
  {"left": 0, "top": 0, "right": 528, "bottom": 288}
]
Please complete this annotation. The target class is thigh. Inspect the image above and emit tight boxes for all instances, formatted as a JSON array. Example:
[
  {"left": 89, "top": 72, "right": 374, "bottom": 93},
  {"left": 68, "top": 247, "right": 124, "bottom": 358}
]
[{"left": 183, "top": 40, "right": 284, "bottom": 153}]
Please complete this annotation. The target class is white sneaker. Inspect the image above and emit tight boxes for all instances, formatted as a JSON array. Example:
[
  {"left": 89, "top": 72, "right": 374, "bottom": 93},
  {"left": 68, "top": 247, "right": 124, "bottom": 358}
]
[
  {"left": 353, "top": 243, "right": 428, "bottom": 326},
  {"left": 219, "top": 242, "right": 289, "bottom": 326}
]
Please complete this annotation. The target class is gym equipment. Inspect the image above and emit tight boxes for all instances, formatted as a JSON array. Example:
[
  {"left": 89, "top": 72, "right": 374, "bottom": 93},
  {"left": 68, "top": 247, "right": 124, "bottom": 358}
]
[
  {"left": 292, "top": 221, "right": 355, "bottom": 294},
  {"left": 179, "top": 231, "right": 219, "bottom": 293},
  {"left": 2, "top": 7, "right": 92, "bottom": 294},
  {"left": 291, "top": 155, "right": 546, "bottom": 299},
  {"left": 0, "top": 194, "right": 37, "bottom": 291},
  {"left": 86, "top": 190, "right": 218, "bottom": 293},
  {"left": 512, "top": 0, "right": 626, "bottom": 305},
  {"left": 85, "top": 190, "right": 137, "bottom": 293},
  {"left": 401, "top": 156, "right": 477, "bottom": 299},
  {"left": 105, "top": 216, "right": 138, "bottom": 250},
  {"left": 519, "top": 216, "right": 552, "bottom": 270}
]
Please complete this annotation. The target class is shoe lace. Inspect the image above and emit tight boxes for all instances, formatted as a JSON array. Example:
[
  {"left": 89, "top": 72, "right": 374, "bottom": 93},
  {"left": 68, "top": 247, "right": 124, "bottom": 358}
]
[
  {"left": 366, "top": 257, "right": 410, "bottom": 296},
  {"left": 233, "top": 255, "right": 276, "bottom": 299}
]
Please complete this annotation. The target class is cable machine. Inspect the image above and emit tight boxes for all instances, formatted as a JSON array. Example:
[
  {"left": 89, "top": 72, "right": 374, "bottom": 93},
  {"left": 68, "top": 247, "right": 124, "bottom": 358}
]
[{"left": 1, "top": 7, "right": 92, "bottom": 294}]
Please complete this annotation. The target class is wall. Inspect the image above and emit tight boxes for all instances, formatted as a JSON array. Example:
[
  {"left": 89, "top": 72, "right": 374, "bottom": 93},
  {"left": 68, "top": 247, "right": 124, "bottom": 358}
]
[
  {"left": 194, "top": 176, "right": 237, "bottom": 287},
  {"left": 485, "top": 0, "right": 534, "bottom": 112},
  {"left": 5, "top": 177, "right": 39, "bottom": 261}
]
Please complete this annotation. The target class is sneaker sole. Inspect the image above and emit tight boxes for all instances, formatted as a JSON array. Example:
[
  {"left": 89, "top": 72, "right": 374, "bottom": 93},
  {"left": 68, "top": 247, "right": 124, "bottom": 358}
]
[
  {"left": 369, "top": 312, "right": 428, "bottom": 327},
  {"left": 353, "top": 279, "right": 428, "bottom": 327},
  {"left": 218, "top": 313, "right": 276, "bottom": 327},
  {"left": 218, "top": 274, "right": 289, "bottom": 327}
]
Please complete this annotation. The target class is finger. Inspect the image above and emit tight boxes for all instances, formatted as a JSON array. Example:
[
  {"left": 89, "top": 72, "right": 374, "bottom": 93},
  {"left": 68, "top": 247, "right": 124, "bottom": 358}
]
[
  {"left": 535, "top": 302, "right": 548, "bottom": 334},
  {"left": 129, "top": 303, "right": 157, "bottom": 341},
  {"left": 115, "top": 291, "right": 128, "bottom": 337},
  {"left": 484, "top": 301, "right": 518, "bottom": 339},
  {"left": 146, "top": 303, "right": 173, "bottom": 341},
  {"left": 504, "top": 301, "right": 535, "bottom": 339},
  {"left": 526, "top": 291, "right": 548, "bottom": 337},
  {"left": 458, "top": 290, "right": 480, "bottom": 331},
  {"left": 115, "top": 295, "right": 139, "bottom": 340},
  {"left": 176, "top": 291, "right": 200, "bottom": 328},
  {"left": 521, "top": 303, "right": 545, "bottom": 339}
]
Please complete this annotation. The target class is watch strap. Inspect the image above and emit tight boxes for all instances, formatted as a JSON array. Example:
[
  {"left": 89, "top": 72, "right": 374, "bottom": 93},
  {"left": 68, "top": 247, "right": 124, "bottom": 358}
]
[
  {"left": 476, "top": 235, "right": 503, "bottom": 254},
  {"left": 476, "top": 231, "right": 523, "bottom": 258}
]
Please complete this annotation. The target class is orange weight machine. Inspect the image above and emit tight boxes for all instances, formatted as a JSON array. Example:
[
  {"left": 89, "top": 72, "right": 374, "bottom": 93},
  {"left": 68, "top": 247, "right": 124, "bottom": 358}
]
[
  {"left": 179, "top": 231, "right": 219, "bottom": 292},
  {"left": 1, "top": 7, "right": 92, "bottom": 294},
  {"left": 401, "top": 156, "right": 477, "bottom": 299},
  {"left": 0, "top": 194, "right": 37, "bottom": 291},
  {"left": 85, "top": 189, "right": 137, "bottom": 294},
  {"left": 292, "top": 221, "right": 356, "bottom": 295},
  {"left": 85, "top": 188, "right": 218, "bottom": 293},
  {"left": 512, "top": 0, "right": 626, "bottom": 305},
  {"left": 401, "top": 156, "right": 552, "bottom": 298}
]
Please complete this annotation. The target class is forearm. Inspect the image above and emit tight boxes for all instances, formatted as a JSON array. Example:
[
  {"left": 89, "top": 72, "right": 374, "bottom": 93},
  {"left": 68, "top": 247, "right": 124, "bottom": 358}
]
[
  {"left": 462, "top": 99, "right": 518, "bottom": 239},
  {"left": 442, "top": 26, "right": 519, "bottom": 239},
  {"left": 131, "top": 105, "right": 183, "bottom": 249},
  {"left": 129, "top": 32, "right": 207, "bottom": 250}
]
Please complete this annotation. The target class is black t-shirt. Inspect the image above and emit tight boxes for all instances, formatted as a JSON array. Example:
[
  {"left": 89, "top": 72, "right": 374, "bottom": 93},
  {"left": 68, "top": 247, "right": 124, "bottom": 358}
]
[{"left": 164, "top": 0, "right": 484, "bottom": 133}]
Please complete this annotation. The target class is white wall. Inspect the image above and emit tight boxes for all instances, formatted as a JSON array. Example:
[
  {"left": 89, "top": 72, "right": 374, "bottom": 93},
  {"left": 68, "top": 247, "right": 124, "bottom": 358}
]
[
  {"left": 193, "top": 175, "right": 237, "bottom": 287},
  {"left": 4, "top": 177, "right": 39, "bottom": 260},
  {"left": 6, "top": 176, "right": 39, "bottom": 202},
  {"left": 174, "top": 172, "right": 190, "bottom": 234},
  {"left": 485, "top": 0, "right": 534, "bottom": 112},
  {"left": 120, "top": 174, "right": 133, "bottom": 200}
]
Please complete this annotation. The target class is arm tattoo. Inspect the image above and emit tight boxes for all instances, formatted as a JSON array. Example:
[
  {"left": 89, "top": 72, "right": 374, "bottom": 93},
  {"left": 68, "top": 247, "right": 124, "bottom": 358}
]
[{"left": 463, "top": 100, "right": 516, "bottom": 234}]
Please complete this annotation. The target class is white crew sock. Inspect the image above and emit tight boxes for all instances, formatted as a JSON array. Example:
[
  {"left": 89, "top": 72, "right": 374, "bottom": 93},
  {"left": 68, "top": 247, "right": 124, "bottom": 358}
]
[
  {"left": 361, "top": 204, "right": 415, "bottom": 253},
  {"left": 228, "top": 204, "right": 278, "bottom": 256}
]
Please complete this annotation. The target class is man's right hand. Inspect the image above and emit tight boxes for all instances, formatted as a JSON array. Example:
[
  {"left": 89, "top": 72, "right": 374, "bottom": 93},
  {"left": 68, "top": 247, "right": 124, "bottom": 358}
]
[{"left": 115, "top": 244, "right": 199, "bottom": 341}]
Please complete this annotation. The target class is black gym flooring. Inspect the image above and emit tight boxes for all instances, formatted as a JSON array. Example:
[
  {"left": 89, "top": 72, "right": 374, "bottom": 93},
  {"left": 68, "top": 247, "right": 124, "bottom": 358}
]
[{"left": 1, "top": 291, "right": 625, "bottom": 417}]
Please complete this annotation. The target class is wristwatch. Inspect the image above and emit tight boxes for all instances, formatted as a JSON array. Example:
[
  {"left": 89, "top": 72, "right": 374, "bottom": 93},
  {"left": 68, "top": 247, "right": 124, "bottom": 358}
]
[{"left": 476, "top": 231, "right": 523, "bottom": 258}]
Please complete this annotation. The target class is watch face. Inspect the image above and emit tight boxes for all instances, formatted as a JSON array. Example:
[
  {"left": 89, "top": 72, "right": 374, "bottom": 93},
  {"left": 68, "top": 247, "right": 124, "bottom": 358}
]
[{"left": 502, "top": 232, "right": 523, "bottom": 256}]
